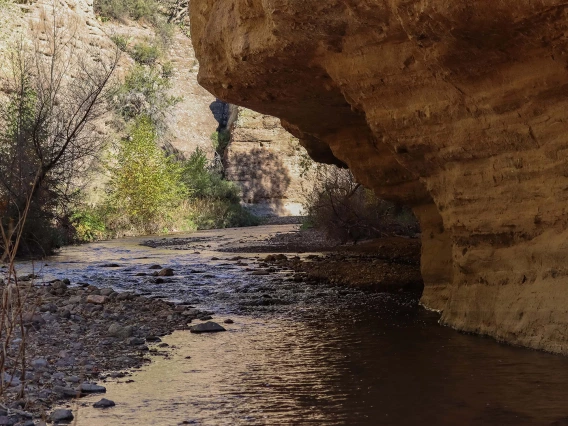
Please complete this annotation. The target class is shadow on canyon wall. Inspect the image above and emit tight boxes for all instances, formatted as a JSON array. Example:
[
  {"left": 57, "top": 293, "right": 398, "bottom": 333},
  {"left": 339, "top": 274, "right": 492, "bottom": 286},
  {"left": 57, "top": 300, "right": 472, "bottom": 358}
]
[{"left": 227, "top": 147, "right": 292, "bottom": 205}]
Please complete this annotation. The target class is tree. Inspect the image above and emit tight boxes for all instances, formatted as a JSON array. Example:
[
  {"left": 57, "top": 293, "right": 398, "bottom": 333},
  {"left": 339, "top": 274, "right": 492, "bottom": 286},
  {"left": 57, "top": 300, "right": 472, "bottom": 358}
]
[
  {"left": 104, "top": 115, "right": 187, "bottom": 233},
  {"left": 0, "top": 4, "right": 120, "bottom": 259}
]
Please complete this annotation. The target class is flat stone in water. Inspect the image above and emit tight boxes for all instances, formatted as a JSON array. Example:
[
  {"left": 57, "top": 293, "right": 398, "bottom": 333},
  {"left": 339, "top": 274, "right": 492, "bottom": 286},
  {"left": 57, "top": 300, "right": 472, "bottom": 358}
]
[
  {"left": 93, "top": 398, "right": 115, "bottom": 408},
  {"left": 158, "top": 268, "right": 174, "bottom": 276},
  {"left": 189, "top": 322, "right": 226, "bottom": 333}
]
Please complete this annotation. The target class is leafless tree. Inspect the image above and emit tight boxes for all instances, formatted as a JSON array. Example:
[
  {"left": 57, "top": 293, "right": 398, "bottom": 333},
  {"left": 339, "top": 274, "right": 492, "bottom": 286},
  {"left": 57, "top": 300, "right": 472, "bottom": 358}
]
[{"left": 0, "top": 3, "right": 121, "bottom": 259}]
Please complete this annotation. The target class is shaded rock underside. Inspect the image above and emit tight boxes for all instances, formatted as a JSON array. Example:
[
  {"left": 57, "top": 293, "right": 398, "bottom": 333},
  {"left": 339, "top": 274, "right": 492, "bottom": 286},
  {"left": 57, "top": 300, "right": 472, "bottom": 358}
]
[{"left": 191, "top": 0, "right": 568, "bottom": 354}]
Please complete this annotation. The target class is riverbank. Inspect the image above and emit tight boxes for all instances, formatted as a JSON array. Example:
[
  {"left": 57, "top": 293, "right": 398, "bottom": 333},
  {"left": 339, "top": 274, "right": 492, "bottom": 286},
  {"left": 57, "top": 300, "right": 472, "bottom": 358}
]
[
  {"left": 0, "top": 271, "right": 231, "bottom": 424},
  {"left": 2, "top": 224, "right": 423, "bottom": 424},
  {"left": 4, "top": 225, "right": 568, "bottom": 425}
]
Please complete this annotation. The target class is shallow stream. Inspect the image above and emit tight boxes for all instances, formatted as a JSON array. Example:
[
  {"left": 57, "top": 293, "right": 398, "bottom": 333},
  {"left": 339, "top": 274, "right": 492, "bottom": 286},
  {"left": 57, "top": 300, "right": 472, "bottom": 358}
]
[{"left": 18, "top": 225, "right": 568, "bottom": 425}]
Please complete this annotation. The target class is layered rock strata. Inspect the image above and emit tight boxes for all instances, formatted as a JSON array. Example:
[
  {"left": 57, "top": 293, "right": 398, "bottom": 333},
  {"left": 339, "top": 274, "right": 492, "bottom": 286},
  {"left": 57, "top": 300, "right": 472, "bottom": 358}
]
[
  {"left": 224, "top": 108, "right": 311, "bottom": 216},
  {"left": 191, "top": 0, "right": 568, "bottom": 353}
]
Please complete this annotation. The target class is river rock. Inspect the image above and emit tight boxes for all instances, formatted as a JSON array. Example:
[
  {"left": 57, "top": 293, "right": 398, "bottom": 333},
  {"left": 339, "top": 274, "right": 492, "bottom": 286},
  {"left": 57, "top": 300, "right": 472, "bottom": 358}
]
[
  {"left": 48, "top": 409, "right": 73, "bottom": 423},
  {"left": 31, "top": 358, "right": 48, "bottom": 369},
  {"left": 148, "top": 264, "right": 162, "bottom": 269},
  {"left": 189, "top": 321, "right": 226, "bottom": 333},
  {"left": 53, "top": 386, "right": 77, "bottom": 398},
  {"left": 0, "top": 416, "right": 18, "bottom": 426},
  {"left": 51, "top": 281, "right": 67, "bottom": 290},
  {"left": 99, "top": 288, "right": 114, "bottom": 296},
  {"left": 158, "top": 268, "right": 174, "bottom": 277},
  {"left": 93, "top": 398, "right": 115, "bottom": 408},
  {"left": 1, "top": 373, "right": 20, "bottom": 387},
  {"left": 86, "top": 295, "right": 108, "bottom": 305},
  {"left": 127, "top": 337, "right": 145, "bottom": 346},
  {"left": 108, "top": 323, "right": 134, "bottom": 338},
  {"left": 68, "top": 295, "right": 82, "bottom": 304},
  {"left": 79, "top": 383, "right": 106, "bottom": 393},
  {"left": 40, "top": 303, "right": 57, "bottom": 313},
  {"left": 224, "top": 319, "right": 234, "bottom": 324},
  {"left": 22, "top": 312, "right": 45, "bottom": 326},
  {"left": 116, "top": 292, "right": 132, "bottom": 301}
]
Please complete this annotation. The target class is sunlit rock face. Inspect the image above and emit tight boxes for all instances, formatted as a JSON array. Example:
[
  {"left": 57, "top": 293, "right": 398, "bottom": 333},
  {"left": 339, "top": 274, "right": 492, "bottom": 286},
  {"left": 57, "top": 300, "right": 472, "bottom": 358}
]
[{"left": 190, "top": 0, "right": 568, "bottom": 354}]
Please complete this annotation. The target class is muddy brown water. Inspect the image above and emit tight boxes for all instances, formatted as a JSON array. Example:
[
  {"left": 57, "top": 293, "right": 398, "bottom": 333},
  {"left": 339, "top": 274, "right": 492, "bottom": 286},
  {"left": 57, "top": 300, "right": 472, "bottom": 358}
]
[{"left": 18, "top": 225, "right": 568, "bottom": 425}]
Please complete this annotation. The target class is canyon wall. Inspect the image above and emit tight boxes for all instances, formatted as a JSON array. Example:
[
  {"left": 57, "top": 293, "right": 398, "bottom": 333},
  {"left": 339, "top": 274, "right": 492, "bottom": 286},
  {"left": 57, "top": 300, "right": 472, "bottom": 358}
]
[
  {"left": 224, "top": 107, "right": 310, "bottom": 216},
  {"left": 190, "top": 0, "right": 568, "bottom": 353},
  {"left": 0, "top": 0, "right": 218, "bottom": 158}
]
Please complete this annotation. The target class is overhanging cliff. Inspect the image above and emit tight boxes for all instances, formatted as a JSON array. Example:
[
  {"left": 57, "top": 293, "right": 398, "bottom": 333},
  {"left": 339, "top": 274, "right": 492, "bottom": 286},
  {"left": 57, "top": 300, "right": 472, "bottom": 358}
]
[{"left": 190, "top": 0, "right": 568, "bottom": 354}]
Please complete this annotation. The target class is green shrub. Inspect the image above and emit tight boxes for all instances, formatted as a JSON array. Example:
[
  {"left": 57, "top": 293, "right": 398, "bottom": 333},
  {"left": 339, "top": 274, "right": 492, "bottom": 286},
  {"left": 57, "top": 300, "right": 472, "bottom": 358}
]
[
  {"left": 94, "top": 0, "right": 159, "bottom": 22},
  {"left": 131, "top": 41, "right": 160, "bottom": 64},
  {"left": 71, "top": 208, "right": 108, "bottom": 242},
  {"left": 180, "top": 148, "right": 239, "bottom": 202},
  {"left": 186, "top": 198, "right": 260, "bottom": 230},
  {"left": 112, "top": 64, "right": 180, "bottom": 125},
  {"left": 104, "top": 116, "right": 187, "bottom": 233},
  {"left": 110, "top": 34, "right": 129, "bottom": 52},
  {"left": 161, "top": 61, "right": 174, "bottom": 79},
  {"left": 210, "top": 130, "right": 231, "bottom": 156},
  {"left": 178, "top": 149, "right": 259, "bottom": 229}
]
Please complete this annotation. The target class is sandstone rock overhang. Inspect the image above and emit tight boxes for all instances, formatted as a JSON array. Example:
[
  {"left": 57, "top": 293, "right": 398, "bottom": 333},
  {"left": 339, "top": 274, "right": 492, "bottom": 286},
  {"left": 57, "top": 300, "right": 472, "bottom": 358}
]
[{"left": 190, "top": 0, "right": 568, "bottom": 354}]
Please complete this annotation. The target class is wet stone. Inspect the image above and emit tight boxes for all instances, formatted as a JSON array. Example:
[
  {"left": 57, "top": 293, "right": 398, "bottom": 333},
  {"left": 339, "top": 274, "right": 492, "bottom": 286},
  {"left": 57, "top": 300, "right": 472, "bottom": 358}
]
[
  {"left": 93, "top": 398, "right": 115, "bottom": 408},
  {"left": 68, "top": 296, "right": 82, "bottom": 304},
  {"left": 31, "top": 358, "right": 48, "bottom": 369},
  {"left": 189, "top": 322, "right": 226, "bottom": 333},
  {"left": 158, "top": 268, "right": 174, "bottom": 277},
  {"left": 127, "top": 337, "right": 146, "bottom": 346},
  {"left": 108, "top": 323, "right": 134, "bottom": 339},
  {"left": 48, "top": 409, "right": 73, "bottom": 423},
  {"left": 0, "top": 416, "right": 16, "bottom": 426},
  {"left": 79, "top": 383, "right": 106, "bottom": 393}
]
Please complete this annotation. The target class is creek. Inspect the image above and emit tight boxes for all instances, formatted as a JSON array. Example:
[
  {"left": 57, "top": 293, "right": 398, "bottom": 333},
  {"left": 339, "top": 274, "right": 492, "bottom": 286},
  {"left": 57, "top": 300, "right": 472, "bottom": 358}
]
[{"left": 18, "top": 225, "right": 568, "bottom": 425}]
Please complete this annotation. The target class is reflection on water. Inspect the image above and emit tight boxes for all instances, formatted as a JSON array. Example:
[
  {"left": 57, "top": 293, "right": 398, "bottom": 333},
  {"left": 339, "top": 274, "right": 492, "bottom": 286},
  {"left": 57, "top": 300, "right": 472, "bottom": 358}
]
[
  {"left": 22, "top": 226, "right": 568, "bottom": 425},
  {"left": 75, "top": 307, "right": 568, "bottom": 426}
]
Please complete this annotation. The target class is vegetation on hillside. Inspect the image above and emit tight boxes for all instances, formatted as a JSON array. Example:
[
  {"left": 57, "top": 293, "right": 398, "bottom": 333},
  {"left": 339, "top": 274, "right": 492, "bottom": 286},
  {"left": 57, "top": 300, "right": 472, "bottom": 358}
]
[
  {"left": 0, "top": 14, "right": 120, "bottom": 257},
  {"left": 0, "top": 1, "right": 258, "bottom": 255},
  {"left": 70, "top": 14, "right": 258, "bottom": 241}
]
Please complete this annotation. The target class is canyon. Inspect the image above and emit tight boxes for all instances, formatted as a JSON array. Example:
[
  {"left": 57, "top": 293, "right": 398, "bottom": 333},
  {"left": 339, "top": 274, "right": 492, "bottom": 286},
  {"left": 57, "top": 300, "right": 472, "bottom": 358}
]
[{"left": 190, "top": 0, "right": 568, "bottom": 354}]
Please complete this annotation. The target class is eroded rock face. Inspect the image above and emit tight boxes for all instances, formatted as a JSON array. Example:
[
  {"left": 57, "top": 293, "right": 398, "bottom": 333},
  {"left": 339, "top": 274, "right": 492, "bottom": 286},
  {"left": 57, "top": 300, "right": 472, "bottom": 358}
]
[
  {"left": 191, "top": 0, "right": 568, "bottom": 353},
  {"left": 224, "top": 107, "right": 311, "bottom": 216}
]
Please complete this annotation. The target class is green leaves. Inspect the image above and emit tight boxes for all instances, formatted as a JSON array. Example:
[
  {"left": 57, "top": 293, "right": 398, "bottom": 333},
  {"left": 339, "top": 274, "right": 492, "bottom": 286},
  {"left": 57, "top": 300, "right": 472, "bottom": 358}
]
[
  {"left": 105, "top": 116, "right": 187, "bottom": 232},
  {"left": 112, "top": 64, "right": 180, "bottom": 127}
]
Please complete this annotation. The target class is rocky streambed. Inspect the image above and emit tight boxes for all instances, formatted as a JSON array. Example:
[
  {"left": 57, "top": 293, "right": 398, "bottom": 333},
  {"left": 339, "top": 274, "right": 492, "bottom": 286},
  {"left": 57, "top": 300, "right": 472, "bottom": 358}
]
[{"left": 3, "top": 225, "right": 568, "bottom": 425}]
